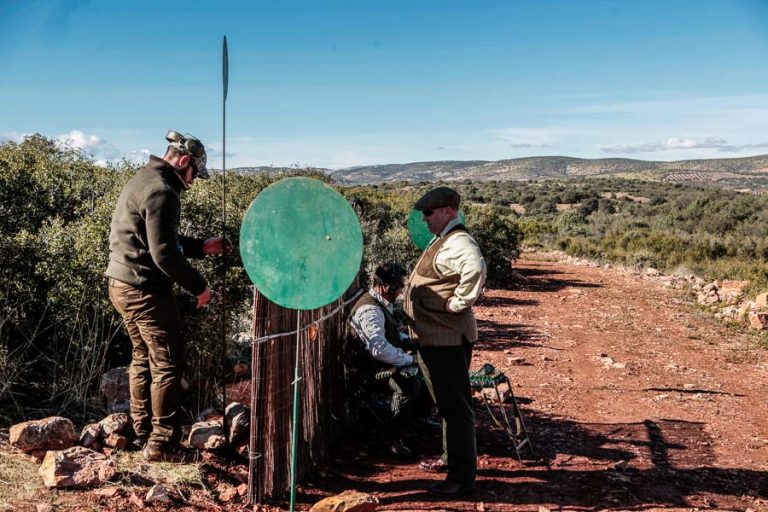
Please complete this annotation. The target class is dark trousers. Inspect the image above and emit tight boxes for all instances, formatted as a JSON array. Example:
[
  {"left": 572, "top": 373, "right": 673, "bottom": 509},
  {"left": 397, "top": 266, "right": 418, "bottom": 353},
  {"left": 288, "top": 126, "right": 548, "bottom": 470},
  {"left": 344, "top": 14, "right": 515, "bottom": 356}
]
[
  {"left": 386, "top": 371, "right": 422, "bottom": 434},
  {"left": 108, "top": 279, "right": 184, "bottom": 447},
  {"left": 417, "top": 342, "right": 476, "bottom": 486}
]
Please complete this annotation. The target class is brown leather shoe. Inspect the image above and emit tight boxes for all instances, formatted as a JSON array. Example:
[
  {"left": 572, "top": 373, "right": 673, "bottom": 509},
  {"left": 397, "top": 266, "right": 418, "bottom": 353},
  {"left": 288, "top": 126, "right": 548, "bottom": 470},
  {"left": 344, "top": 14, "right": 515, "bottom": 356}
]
[
  {"left": 142, "top": 443, "right": 196, "bottom": 463},
  {"left": 419, "top": 457, "right": 448, "bottom": 473},
  {"left": 427, "top": 480, "right": 475, "bottom": 498}
]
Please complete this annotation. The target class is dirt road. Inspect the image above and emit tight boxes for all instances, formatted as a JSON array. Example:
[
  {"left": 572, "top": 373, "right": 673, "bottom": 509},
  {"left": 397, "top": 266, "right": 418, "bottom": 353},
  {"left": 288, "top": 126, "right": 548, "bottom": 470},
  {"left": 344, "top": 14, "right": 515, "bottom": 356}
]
[{"left": 313, "top": 256, "right": 768, "bottom": 511}]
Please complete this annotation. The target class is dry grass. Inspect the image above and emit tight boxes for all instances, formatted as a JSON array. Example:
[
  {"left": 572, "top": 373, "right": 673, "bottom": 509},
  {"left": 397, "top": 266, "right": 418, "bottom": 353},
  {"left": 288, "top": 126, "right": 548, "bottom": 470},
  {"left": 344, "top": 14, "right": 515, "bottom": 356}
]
[
  {"left": 0, "top": 443, "right": 208, "bottom": 512},
  {"left": 0, "top": 447, "right": 42, "bottom": 510},
  {"left": 112, "top": 450, "right": 208, "bottom": 496}
]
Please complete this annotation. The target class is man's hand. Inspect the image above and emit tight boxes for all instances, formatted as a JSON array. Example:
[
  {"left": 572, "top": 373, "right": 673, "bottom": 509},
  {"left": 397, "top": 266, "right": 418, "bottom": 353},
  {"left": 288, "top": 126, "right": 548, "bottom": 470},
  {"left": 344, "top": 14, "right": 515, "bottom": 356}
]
[
  {"left": 196, "top": 288, "right": 212, "bottom": 309},
  {"left": 203, "top": 237, "right": 233, "bottom": 256}
]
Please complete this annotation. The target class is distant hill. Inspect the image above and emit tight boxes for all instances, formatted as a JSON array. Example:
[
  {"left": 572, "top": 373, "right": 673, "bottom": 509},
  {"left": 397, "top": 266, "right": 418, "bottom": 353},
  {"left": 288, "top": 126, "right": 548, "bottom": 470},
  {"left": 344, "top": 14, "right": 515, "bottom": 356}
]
[
  {"left": 328, "top": 154, "right": 768, "bottom": 190},
  {"left": 230, "top": 154, "right": 768, "bottom": 191}
]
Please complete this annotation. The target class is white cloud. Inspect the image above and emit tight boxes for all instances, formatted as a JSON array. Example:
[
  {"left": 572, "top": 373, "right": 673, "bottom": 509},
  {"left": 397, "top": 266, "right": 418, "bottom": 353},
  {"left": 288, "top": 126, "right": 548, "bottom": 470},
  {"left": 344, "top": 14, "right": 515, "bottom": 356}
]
[
  {"left": 54, "top": 129, "right": 124, "bottom": 161},
  {"left": 0, "top": 131, "right": 33, "bottom": 144},
  {"left": 603, "top": 136, "right": 768, "bottom": 154},
  {"left": 716, "top": 141, "right": 768, "bottom": 153},
  {"left": 55, "top": 130, "right": 103, "bottom": 151},
  {"left": 126, "top": 149, "right": 150, "bottom": 164}
]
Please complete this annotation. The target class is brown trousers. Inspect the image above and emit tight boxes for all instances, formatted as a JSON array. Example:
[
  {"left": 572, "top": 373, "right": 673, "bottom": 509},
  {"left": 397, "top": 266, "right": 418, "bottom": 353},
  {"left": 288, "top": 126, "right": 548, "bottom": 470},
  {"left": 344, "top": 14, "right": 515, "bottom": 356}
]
[{"left": 108, "top": 279, "right": 184, "bottom": 447}]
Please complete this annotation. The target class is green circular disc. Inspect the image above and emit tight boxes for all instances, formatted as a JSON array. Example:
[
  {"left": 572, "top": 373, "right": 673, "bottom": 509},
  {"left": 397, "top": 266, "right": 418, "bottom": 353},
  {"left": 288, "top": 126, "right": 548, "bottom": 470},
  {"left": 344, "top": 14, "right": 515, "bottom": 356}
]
[
  {"left": 240, "top": 177, "right": 363, "bottom": 310},
  {"left": 407, "top": 209, "right": 467, "bottom": 250}
]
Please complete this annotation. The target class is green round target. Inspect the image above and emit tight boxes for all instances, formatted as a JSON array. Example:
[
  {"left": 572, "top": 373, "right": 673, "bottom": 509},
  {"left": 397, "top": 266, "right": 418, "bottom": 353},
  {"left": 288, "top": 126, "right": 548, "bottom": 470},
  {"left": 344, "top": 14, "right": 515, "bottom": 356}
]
[
  {"left": 407, "top": 209, "right": 467, "bottom": 250},
  {"left": 239, "top": 177, "right": 363, "bottom": 310}
]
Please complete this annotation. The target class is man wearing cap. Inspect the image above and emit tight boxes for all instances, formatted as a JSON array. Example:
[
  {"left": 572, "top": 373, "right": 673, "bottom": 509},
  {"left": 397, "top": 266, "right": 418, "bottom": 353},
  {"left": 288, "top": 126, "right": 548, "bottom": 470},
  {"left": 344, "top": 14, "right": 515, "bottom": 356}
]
[
  {"left": 404, "top": 186, "right": 486, "bottom": 498},
  {"left": 346, "top": 262, "right": 421, "bottom": 458},
  {"left": 106, "top": 131, "right": 231, "bottom": 463}
]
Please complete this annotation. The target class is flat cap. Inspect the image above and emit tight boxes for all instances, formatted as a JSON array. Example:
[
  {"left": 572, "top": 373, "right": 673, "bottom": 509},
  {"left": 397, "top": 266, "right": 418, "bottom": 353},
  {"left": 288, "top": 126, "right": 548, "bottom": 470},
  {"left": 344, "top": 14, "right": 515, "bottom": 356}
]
[{"left": 414, "top": 186, "right": 461, "bottom": 211}]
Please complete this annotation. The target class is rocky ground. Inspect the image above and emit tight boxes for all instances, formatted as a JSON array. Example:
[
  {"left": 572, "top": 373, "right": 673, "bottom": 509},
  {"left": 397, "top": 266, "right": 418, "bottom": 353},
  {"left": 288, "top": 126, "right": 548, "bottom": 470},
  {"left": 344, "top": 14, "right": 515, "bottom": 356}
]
[{"left": 2, "top": 255, "right": 767, "bottom": 511}]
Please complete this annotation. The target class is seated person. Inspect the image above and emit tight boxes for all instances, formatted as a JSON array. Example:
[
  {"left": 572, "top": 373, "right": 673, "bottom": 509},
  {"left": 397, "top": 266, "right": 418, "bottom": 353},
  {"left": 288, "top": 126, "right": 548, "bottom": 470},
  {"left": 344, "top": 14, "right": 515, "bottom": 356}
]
[{"left": 346, "top": 262, "right": 421, "bottom": 458}]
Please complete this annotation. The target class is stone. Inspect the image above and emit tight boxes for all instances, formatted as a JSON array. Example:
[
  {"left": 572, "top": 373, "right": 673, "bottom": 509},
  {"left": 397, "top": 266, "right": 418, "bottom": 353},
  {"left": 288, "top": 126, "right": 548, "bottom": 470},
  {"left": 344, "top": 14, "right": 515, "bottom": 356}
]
[
  {"left": 79, "top": 423, "right": 101, "bottom": 449},
  {"left": 93, "top": 487, "right": 120, "bottom": 498},
  {"left": 720, "top": 279, "right": 749, "bottom": 294},
  {"left": 697, "top": 291, "right": 720, "bottom": 306},
  {"left": 225, "top": 402, "right": 249, "bottom": 446},
  {"left": 146, "top": 483, "right": 174, "bottom": 504},
  {"left": 719, "top": 306, "right": 739, "bottom": 320},
  {"left": 739, "top": 302, "right": 756, "bottom": 320},
  {"left": 196, "top": 407, "right": 221, "bottom": 422},
  {"left": 310, "top": 490, "right": 379, "bottom": 512},
  {"left": 225, "top": 379, "right": 251, "bottom": 406},
  {"left": 644, "top": 267, "right": 660, "bottom": 276},
  {"left": 128, "top": 492, "right": 145, "bottom": 508},
  {"left": 35, "top": 505, "right": 55, "bottom": 512},
  {"left": 10, "top": 417, "right": 77, "bottom": 453},
  {"left": 188, "top": 420, "right": 226, "bottom": 451},
  {"left": 749, "top": 312, "right": 768, "bottom": 330},
  {"left": 756, "top": 292, "right": 768, "bottom": 309},
  {"left": 100, "top": 367, "right": 130, "bottom": 413},
  {"left": 218, "top": 484, "right": 239, "bottom": 503},
  {"left": 39, "top": 446, "right": 116, "bottom": 488},
  {"left": 98, "top": 413, "right": 130, "bottom": 437},
  {"left": 102, "top": 433, "right": 128, "bottom": 450}
]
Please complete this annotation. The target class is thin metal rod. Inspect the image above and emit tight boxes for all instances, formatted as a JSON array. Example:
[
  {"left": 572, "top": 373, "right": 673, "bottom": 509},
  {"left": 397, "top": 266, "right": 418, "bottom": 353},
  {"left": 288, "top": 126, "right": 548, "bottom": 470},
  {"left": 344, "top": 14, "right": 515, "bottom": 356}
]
[
  {"left": 247, "top": 288, "right": 260, "bottom": 504},
  {"left": 289, "top": 310, "right": 301, "bottom": 512},
  {"left": 221, "top": 35, "right": 229, "bottom": 430}
]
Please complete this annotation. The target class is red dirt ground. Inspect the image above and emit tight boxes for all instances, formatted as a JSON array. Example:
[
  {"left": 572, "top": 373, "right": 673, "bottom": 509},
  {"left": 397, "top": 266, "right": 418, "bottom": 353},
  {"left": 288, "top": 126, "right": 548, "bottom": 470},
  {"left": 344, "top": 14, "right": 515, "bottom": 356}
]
[
  {"left": 6, "top": 256, "right": 768, "bottom": 511},
  {"left": 302, "top": 256, "right": 768, "bottom": 511}
]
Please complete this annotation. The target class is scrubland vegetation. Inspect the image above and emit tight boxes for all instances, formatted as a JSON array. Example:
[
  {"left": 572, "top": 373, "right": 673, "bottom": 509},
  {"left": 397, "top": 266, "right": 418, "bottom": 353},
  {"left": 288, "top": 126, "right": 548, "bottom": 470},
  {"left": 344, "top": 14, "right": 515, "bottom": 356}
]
[{"left": 1, "top": 135, "right": 766, "bottom": 426}]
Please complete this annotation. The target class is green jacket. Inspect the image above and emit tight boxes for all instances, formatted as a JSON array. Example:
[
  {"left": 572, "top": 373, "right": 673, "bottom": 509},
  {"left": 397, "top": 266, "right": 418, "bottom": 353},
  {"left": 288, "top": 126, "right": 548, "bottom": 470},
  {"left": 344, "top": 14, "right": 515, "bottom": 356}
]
[{"left": 105, "top": 156, "right": 207, "bottom": 295}]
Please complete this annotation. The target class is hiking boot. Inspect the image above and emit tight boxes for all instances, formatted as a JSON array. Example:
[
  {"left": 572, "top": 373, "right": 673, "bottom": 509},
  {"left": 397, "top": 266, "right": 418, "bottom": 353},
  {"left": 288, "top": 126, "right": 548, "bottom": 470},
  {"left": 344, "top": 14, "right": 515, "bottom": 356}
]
[
  {"left": 126, "top": 435, "right": 148, "bottom": 452},
  {"left": 388, "top": 439, "right": 412, "bottom": 459},
  {"left": 413, "top": 417, "right": 442, "bottom": 434},
  {"left": 142, "top": 443, "right": 196, "bottom": 463},
  {"left": 419, "top": 457, "right": 448, "bottom": 473},
  {"left": 427, "top": 480, "right": 475, "bottom": 499}
]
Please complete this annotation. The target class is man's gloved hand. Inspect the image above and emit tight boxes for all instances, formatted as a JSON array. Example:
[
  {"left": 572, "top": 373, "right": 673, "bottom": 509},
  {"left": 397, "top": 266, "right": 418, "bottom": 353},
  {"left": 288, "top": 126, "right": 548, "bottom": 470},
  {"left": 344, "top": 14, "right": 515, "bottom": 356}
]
[
  {"left": 196, "top": 288, "right": 212, "bottom": 309},
  {"left": 203, "top": 237, "right": 233, "bottom": 256},
  {"left": 396, "top": 364, "right": 419, "bottom": 378}
]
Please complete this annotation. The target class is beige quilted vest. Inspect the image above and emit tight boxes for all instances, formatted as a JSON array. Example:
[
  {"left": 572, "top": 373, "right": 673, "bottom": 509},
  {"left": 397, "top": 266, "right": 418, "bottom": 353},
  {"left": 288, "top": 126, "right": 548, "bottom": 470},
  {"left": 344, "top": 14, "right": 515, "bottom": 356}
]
[{"left": 404, "top": 226, "right": 478, "bottom": 347}]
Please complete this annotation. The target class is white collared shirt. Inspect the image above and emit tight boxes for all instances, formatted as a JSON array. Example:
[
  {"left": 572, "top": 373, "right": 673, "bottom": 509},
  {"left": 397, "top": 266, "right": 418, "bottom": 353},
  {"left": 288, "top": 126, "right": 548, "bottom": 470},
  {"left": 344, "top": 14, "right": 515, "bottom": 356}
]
[
  {"left": 429, "top": 217, "right": 487, "bottom": 313},
  {"left": 349, "top": 288, "right": 414, "bottom": 367}
]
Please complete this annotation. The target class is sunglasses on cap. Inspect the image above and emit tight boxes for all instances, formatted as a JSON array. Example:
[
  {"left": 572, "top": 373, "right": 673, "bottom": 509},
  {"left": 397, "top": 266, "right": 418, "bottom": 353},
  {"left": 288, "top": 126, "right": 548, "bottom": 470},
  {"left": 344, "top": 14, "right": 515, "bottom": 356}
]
[{"left": 166, "top": 130, "right": 209, "bottom": 179}]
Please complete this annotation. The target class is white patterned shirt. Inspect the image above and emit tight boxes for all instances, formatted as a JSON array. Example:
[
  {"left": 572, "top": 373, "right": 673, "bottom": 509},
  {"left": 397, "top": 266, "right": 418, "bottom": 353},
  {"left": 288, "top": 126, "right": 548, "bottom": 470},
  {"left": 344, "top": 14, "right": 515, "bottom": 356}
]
[{"left": 349, "top": 289, "right": 414, "bottom": 367}]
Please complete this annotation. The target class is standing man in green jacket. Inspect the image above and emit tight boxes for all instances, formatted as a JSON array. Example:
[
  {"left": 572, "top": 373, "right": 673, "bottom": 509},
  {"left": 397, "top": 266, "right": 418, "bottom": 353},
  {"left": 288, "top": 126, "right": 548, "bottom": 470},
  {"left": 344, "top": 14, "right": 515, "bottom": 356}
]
[
  {"left": 404, "top": 186, "right": 487, "bottom": 498},
  {"left": 106, "top": 130, "right": 230, "bottom": 463}
]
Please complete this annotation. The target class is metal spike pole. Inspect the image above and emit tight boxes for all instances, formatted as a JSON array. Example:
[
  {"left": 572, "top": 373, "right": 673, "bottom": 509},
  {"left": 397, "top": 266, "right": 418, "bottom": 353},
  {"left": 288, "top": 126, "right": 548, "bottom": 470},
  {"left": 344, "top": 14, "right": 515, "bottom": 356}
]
[
  {"left": 221, "top": 35, "right": 229, "bottom": 432},
  {"left": 289, "top": 310, "right": 302, "bottom": 512}
]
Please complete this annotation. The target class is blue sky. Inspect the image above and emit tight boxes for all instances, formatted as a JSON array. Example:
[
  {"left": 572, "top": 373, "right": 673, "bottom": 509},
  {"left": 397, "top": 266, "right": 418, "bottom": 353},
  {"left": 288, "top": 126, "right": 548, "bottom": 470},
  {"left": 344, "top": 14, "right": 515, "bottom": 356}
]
[{"left": 1, "top": 0, "right": 767, "bottom": 168}]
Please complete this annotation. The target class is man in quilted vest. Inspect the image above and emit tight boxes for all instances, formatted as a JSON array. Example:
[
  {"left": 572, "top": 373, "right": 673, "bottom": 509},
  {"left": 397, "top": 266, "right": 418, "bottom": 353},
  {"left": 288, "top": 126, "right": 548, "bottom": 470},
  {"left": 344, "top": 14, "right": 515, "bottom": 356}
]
[
  {"left": 404, "top": 186, "right": 487, "bottom": 498},
  {"left": 347, "top": 263, "right": 421, "bottom": 457}
]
